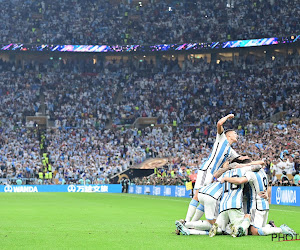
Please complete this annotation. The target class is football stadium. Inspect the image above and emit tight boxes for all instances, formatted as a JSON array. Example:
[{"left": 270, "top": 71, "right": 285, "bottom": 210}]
[{"left": 0, "top": 0, "right": 299, "bottom": 249}]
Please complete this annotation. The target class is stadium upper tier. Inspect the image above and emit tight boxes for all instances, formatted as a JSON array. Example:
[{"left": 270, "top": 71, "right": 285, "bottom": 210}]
[
  {"left": 0, "top": 49, "right": 299, "bottom": 129},
  {"left": 0, "top": 0, "right": 299, "bottom": 45}
]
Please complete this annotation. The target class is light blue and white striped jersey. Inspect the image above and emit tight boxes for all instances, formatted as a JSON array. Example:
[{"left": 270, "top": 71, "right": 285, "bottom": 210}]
[
  {"left": 219, "top": 168, "right": 248, "bottom": 213},
  {"left": 245, "top": 169, "right": 269, "bottom": 211},
  {"left": 194, "top": 132, "right": 240, "bottom": 189},
  {"left": 199, "top": 182, "right": 223, "bottom": 200},
  {"left": 199, "top": 132, "right": 239, "bottom": 176}
]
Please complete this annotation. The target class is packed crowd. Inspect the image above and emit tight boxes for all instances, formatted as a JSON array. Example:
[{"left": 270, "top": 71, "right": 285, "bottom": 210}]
[
  {"left": 0, "top": 0, "right": 299, "bottom": 45},
  {"left": 0, "top": 59, "right": 41, "bottom": 123},
  {"left": 115, "top": 52, "right": 300, "bottom": 126},
  {"left": 131, "top": 121, "right": 300, "bottom": 186},
  {"left": 0, "top": 59, "right": 43, "bottom": 184},
  {"left": 1, "top": 119, "right": 299, "bottom": 185},
  {"left": 43, "top": 73, "right": 120, "bottom": 129},
  {"left": 0, "top": 50, "right": 299, "bottom": 185}
]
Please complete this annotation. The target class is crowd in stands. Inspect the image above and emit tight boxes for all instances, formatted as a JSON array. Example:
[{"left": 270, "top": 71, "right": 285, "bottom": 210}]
[
  {"left": 0, "top": 49, "right": 299, "bottom": 186},
  {"left": 0, "top": 59, "right": 43, "bottom": 183},
  {"left": 131, "top": 121, "right": 300, "bottom": 186},
  {"left": 0, "top": 0, "right": 299, "bottom": 45},
  {"left": 115, "top": 51, "right": 300, "bottom": 126},
  {"left": 43, "top": 71, "right": 120, "bottom": 129}
]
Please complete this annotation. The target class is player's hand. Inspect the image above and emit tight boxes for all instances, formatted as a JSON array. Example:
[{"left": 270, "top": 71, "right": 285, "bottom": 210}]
[
  {"left": 259, "top": 191, "right": 269, "bottom": 200},
  {"left": 234, "top": 164, "right": 242, "bottom": 169},
  {"left": 256, "top": 160, "right": 265, "bottom": 165},
  {"left": 227, "top": 114, "right": 234, "bottom": 119},
  {"left": 220, "top": 178, "right": 226, "bottom": 184},
  {"left": 239, "top": 155, "right": 250, "bottom": 161}
]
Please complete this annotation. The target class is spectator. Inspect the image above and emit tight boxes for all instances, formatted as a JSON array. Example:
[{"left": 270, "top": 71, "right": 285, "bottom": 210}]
[
  {"left": 292, "top": 171, "right": 300, "bottom": 186},
  {"left": 0, "top": 0, "right": 299, "bottom": 45},
  {"left": 281, "top": 171, "right": 290, "bottom": 186}
]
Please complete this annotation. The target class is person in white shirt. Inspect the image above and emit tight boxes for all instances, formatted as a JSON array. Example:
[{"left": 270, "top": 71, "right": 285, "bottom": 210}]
[{"left": 182, "top": 114, "right": 247, "bottom": 223}]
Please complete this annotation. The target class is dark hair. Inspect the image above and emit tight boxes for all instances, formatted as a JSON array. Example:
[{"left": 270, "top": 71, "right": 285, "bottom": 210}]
[
  {"left": 224, "top": 129, "right": 235, "bottom": 135},
  {"left": 231, "top": 158, "right": 251, "bottom": 164}
]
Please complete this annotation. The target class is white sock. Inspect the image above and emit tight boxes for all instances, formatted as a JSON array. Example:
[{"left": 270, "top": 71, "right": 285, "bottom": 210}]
[
  {"left": 185, "top": 220, "right": 212, "bottom": 231},
  {"left": 191, "top": 204, "right": 204, "bottom": 221},
  {"left": 225, "top": 224, "right": 232, "bottom": 235},
  {"left": 189, "top": 229, "right": 209, "bottom": 235},
  {"left": 240, "top": 218, "right": 250, "bottom": 232},
  {"left": 185, "top": 199, "right": 198, "bottom": 222},
  {"left": 259, "top": 226, "right": 282, "bottom": 235}
]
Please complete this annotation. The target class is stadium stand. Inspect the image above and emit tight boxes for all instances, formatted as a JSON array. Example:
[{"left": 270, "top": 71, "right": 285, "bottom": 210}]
[
  {"left": 0, "top": 0, "right": 299, "bottom": 187},
  {"left": 0, "top": 52, "right": 299, "bottom": 186},
  {"left": 0, "top": 0, "right": 299, "bottom": 45}
]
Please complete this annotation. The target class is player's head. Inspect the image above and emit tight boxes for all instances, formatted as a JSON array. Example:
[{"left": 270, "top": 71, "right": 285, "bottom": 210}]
[
  {"left": 231, "top": 154, "right": 251, "bottom": 164},
  {"left": 225, "top": 129, "right": 238, "bottom": 144},
  {"left": 228, "top": 162, "right": 238, "bottom": 169}
]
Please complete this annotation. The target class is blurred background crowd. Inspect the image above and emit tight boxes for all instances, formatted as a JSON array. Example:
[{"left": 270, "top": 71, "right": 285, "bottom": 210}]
[
  {"left": 0, "top": 0, "right": 299, "bottom": 45},
  {"left": 0, "top": 0, "right": 299, "bottom": 187}
]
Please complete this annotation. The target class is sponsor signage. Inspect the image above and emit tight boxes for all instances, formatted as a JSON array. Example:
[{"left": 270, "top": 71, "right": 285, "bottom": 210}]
[
  {"left": 5, "top": 184, "right": 298, "bottom": 207},
  {"left": 128, "top": 185, "right": 191, "bottom": 198},
  {"left": 271, "top": 186, "right": 300, "bottom": 206},
  {"left": 0, "top": 185, "right": 122, "bottom": 193}
]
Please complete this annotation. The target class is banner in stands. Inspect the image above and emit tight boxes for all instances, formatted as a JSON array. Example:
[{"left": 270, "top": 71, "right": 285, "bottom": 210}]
[
  {"left": 128, "top": 185, "right": 191, "bottom": 198},
  {"left": 1, "top": 35, "right": 299, "bottom": 53},
  {"left": 0, "top": 184, "right": 122, "bottom": 193},
  {"left": 271, "top": 186, "right": 300, "bottom": 206}
]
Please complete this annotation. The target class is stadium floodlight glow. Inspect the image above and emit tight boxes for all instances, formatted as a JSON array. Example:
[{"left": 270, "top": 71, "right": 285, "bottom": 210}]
[{"left": 0, "top": 35, "right": 299, "bottom": 53}]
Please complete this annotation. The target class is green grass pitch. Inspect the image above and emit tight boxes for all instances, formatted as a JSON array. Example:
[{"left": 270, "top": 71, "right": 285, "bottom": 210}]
[{"left": 0, "top": 193, "right": 299, "bottom": 250}]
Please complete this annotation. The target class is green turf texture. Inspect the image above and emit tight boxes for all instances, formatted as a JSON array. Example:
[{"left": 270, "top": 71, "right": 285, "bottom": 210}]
[{"left": 0, "top": 193, "right": 299, "bottom": 250}]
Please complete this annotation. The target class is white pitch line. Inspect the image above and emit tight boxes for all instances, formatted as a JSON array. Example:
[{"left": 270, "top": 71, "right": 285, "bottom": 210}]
[
  {"left": 112, "top": 193, "right": 190, "bottom": 203},
  {"left": 271, "top": 208, "right": 300, "bottom": 213},
  {"left": 113, "top": 194, "right": 300, "bottom": 211}
]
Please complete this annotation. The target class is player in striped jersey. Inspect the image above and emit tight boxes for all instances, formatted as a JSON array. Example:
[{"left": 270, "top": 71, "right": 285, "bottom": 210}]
[
  {"left": 176, "top": 162, "right": 263, "bottom": 236},
  {"left": 175, "top": 181, "right": 223, "bottom": 235},
  {"left": 219, "top": 168, "right": 296, "bottom": 236},
  {"left": 184, "top": 114, "right": 247, "bottom": 222},
  {"left": 209, "top": 167, "right": 252, "bottom": 237}
]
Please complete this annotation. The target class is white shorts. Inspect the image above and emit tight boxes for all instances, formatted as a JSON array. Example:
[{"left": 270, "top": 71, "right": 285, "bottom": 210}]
[
  {"left": 216, "top": 209, "right": 245, "bottom": 232},
  {"left": 250, "top": 209, "right": 269, "bottom": 229},
  {"left": 198, "top": 193, "right": 219, "bottom": 220},
  {"left": 194, "top": 170, "right": 214, "bottom": 190}
]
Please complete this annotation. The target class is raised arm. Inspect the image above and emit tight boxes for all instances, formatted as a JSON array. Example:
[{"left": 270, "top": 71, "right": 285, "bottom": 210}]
[
  {"left": 221, "top": 176, "right": 248, "bottom": 185},
  {"left": 214, "top": 161, "right": 231, "bottom": 178},
  {"left": 217, "top": 114, "right": 235, "bottom": 134}
]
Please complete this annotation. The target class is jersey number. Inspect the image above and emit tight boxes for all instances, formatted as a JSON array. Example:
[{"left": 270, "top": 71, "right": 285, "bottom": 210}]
[
  {"left": 262, "top": 177, "right": 268, "bottom": 190},
  {"left": 224, "top": 174, "right": 240, "bottom": 192}
]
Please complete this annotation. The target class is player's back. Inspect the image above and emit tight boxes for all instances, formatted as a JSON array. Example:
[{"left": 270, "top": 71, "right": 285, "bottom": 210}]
[
  {"left": 196, "top": 132, "right": 239, "bottom": 188},
  {"left": 199, "top": 132, "right": 229, "bottom": 173},
  {"left": 219, "top": 168, "right": 247, "bottom": 213},
  {"left": 246, "top": 169, "right": 269, "bottom": 211},
  {"left": 199, "top": 181, "right": 223, "bottom": 200}
]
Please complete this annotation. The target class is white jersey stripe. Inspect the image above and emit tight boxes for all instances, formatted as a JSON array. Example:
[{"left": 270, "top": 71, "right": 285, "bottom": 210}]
[
  {"left": 219, "top": 168, "right": 248, "bottom": 212},
  {"left": 245, "top": 169, "right": 269, "bottom": 211},
  {"left": 194, "top": 132, "right": 239, "bottom": 189}
]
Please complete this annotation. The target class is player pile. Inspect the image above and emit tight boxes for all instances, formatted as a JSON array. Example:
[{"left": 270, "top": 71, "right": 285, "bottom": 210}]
[{"left": 175, "top": 114, "right": 296, "bottom": 237}]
